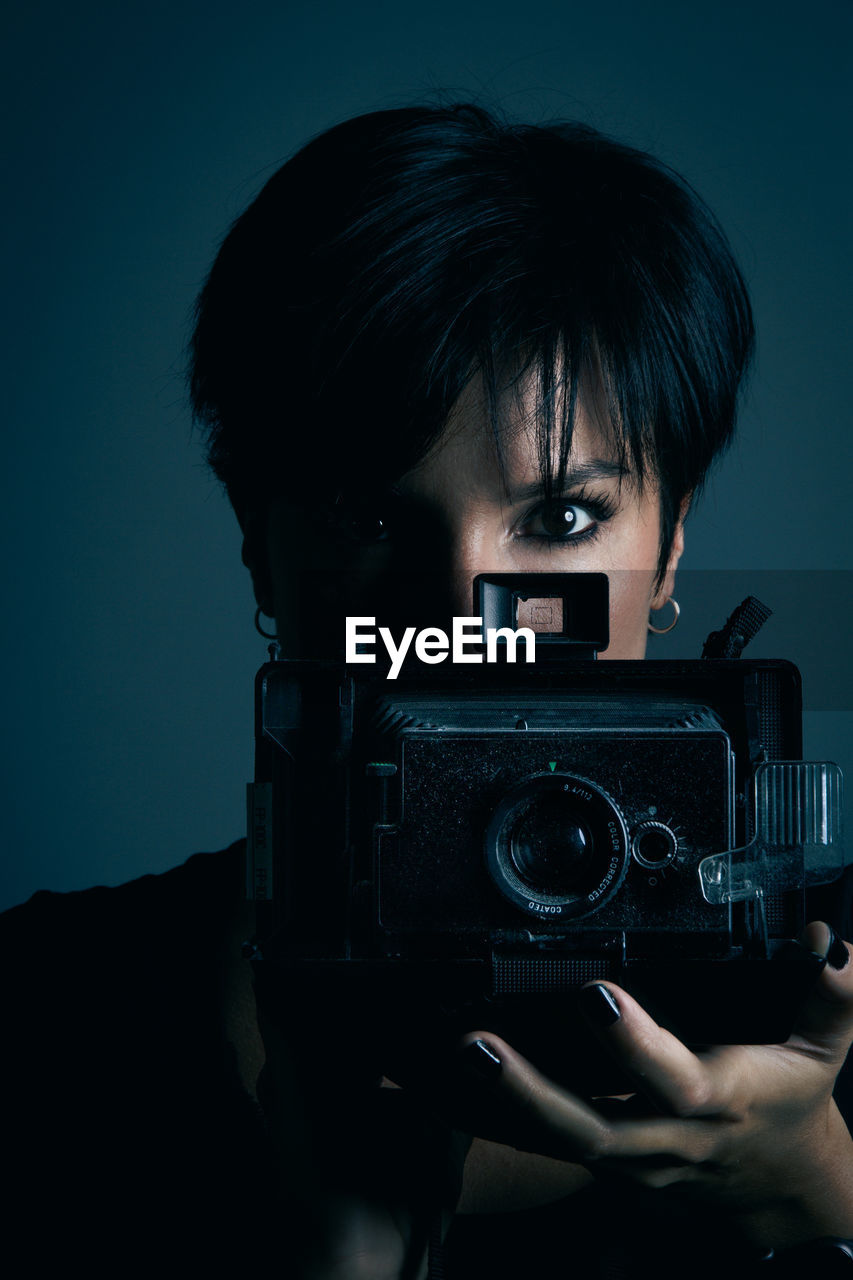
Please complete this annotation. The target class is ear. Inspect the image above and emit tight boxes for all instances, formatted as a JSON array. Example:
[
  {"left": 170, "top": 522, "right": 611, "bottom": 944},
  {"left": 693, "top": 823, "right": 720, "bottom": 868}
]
[
  {"left": 240, "top": 508, "right": 275, "bottom": 615},
  {"left": 650, "top": 494, "right": 691, "bottom": 610}
]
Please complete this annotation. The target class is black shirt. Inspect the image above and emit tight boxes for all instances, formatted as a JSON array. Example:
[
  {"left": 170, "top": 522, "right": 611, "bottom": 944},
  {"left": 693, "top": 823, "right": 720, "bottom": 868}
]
[
  {"left": 2, "top": 844, "right": 278, "bottom": 1271},
  {"left": 3, "top": 845, "right": 850, "bottom": 1277}
]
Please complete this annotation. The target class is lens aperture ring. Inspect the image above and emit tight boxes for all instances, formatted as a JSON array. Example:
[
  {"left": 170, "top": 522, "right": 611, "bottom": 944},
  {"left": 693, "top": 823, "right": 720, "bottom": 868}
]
[{"left": 485, "top": 772, "right": 630, "bottom": 921}]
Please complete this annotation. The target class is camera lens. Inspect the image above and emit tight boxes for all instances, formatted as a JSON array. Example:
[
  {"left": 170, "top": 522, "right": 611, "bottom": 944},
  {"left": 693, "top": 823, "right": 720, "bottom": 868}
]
[
  {"left": 485, "top": 773, "right": 629, "bottom": 920},
  {"left": 510, "top": 793, "right": 595, "bottom": 894}
]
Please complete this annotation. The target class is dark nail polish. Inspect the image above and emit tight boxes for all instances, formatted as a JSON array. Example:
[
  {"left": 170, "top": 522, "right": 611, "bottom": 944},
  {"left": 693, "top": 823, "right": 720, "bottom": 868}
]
[
  {"left": 827, "top": 927, "right": 850, "bottom": 971},
  {"left": 579, "top": 983, "right": 621, "bottom": 1027},
  {"left": 464, "top": 1039, "right": 502, "bottom": 1081}
]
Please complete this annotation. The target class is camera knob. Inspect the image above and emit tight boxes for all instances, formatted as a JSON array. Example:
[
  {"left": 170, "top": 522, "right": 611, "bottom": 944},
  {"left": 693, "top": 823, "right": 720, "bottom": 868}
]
[{"left": 631, "top": 821, "right": 678, "bottom": 870}]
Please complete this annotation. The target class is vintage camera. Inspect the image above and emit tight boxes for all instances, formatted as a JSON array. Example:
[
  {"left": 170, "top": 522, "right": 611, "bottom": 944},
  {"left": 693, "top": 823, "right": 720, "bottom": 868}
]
[{"left": 248, "top": 574, "right": 845, "bottom": 1087}]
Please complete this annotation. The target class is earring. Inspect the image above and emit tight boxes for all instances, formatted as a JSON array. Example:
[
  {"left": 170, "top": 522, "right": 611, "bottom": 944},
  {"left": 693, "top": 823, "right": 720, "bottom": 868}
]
[
  {"left": 648, "top": 596, "right": 680, "bottom": 635},
  {"left": 254, "top": 606, "right": 278, "bottom": 640}
]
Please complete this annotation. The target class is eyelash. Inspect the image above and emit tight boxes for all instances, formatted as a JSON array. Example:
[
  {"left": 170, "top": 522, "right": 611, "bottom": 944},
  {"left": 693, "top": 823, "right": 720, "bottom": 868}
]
[{"left": 514, "top": 488, "right": 619, "bottom": 548}]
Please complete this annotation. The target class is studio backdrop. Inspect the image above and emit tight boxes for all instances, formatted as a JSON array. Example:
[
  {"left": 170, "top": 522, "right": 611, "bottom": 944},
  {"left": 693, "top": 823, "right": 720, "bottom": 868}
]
[{"left": 2, "top": 0, "right": 850, "bottom": 909}]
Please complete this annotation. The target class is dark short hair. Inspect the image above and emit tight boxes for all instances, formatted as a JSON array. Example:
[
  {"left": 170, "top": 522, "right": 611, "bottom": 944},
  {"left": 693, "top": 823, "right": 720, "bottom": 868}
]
[{"left": 189, "top": 103, "right": 754, "bottom": 581}]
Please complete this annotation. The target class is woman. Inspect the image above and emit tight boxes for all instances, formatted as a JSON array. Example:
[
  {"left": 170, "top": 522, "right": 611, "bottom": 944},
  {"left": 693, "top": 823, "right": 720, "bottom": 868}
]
[
  {"left": 4, "top": 103, "right": 851, "bottom": 1277},
  {"left": 190, "top": 103, "right": 853, "bottom": 1276}
]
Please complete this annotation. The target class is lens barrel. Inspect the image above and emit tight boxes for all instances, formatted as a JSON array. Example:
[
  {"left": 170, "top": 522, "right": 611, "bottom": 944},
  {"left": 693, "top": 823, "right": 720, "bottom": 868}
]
[{"left": 485, "top": 773, "right": 630, "bottom": 919}]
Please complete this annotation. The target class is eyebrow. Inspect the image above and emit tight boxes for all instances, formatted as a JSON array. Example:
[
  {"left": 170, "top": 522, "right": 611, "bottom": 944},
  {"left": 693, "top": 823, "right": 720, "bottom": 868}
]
[{"left": 507, "top": 459, "right": 628, "bottom": 504}]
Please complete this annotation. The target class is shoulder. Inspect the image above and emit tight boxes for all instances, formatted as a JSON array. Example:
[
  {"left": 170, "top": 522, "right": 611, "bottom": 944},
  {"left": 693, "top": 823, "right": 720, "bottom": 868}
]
[
  {"left": 1, "top": 842, "right": 245, "bottom": 983},
  {"left": 2, "top": 841, "right": 254, "bottom": 1093},
  {"left": 1, "top": 842, "right": 273, "bottom": 1263},
  {"left": 3, "top": 838, "right": 243, "bottom": 1041},
  {"left": 1, "top": 839, "right": 246, "bottom": 928}
]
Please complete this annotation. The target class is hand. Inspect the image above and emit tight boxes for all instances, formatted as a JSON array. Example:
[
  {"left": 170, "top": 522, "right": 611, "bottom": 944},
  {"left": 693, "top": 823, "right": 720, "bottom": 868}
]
[
  {"left": 448, "top": 923, "right": 853, "bottom": 1251},
  {"left": 251, "top": 969, "right": 465, "bottom": 1280}
]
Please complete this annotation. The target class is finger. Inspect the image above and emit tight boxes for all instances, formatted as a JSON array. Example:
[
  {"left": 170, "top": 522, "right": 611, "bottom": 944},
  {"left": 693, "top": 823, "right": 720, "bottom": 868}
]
[
  {"left": 452, "top": 1034, "right": 717, "bottom": 1169},
  {"left": 578, "top": 983, "right": 726, "bottom": 1117},
  {"left": 452, "top": 1032, "right": 614, "bottom": 1162},
  {"left": 791, "top": 921, "right": 853, "bottom": 1059},
  {"left": 591, "top": 1155, "right": 709, "bottom": 1192}
]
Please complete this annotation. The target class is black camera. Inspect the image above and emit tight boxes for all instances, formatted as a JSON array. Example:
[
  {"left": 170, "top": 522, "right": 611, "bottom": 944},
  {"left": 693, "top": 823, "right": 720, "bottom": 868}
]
[{"left": 248, "top": 574, "right": 844, "bottom": 1088}]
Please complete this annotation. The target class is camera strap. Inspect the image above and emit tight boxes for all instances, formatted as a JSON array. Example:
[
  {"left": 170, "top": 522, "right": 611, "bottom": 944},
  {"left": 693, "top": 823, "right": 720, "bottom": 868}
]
[{"left": 701, "top": 596, "right": 772, "bottom": 660}]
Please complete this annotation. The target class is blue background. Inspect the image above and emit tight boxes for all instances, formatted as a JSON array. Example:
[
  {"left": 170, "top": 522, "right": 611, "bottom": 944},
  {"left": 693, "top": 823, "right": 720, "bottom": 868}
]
[{"left": 2, "top": 0, "right": 851, "bottom": 909}]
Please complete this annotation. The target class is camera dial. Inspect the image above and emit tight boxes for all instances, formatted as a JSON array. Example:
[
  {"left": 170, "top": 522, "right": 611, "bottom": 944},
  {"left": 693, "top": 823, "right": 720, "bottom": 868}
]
[
  {"left": 631, "top": 821, "right": 679, "bottom": 870},
  {"left": 485, "top": 773, "right": 630, "bottom": 919}
]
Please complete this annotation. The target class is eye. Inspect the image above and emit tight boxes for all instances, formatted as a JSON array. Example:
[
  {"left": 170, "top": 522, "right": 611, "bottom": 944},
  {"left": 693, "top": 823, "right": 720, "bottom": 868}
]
[
  {"left": 329, "top": 495, "right": 392, "bottom": 544},
  {"left": 516, "top": 498, "right": 600, "bottom": 543}
]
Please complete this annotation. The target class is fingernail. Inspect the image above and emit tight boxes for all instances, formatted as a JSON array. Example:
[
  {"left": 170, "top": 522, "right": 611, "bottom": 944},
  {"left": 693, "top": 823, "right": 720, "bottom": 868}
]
[
  {"left": 579, "top": 983, "right": 621, "bottom": 1027},
  {"left": 464, "top": 1039, "right": 502, "bottom": 1081},
  {"left": 827, "top": 927, "right": 850, "bottom": 971}
]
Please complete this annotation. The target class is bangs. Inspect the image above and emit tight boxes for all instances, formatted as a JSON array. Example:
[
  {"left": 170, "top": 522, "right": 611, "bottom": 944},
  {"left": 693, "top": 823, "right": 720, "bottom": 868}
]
[{"left": 476, "top": 331, "right": 648, "bottom": 507}]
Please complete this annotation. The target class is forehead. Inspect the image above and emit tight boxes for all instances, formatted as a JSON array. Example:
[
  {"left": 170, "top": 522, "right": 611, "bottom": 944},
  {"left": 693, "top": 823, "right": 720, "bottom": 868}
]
[{"left": 398, "top": 373, "right": 629, "bottom": 504}]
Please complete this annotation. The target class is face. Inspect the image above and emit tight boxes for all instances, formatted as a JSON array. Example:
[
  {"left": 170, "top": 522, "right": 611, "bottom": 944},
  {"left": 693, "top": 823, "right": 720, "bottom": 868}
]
[{"left": 256, "top": 377, "right": 686, "bottom": 659}]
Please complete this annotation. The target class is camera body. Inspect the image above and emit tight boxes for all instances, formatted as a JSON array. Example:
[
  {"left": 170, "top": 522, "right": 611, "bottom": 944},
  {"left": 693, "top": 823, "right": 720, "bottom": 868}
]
[{"left": 249, "top": 575, "right": 840, "bottom": 1084}]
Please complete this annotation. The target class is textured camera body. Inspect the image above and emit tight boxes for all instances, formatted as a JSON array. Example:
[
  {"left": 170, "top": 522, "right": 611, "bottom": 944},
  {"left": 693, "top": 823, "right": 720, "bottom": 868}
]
[{"left": 249, "top": 647, "right": 830, "bottom": 1077}]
